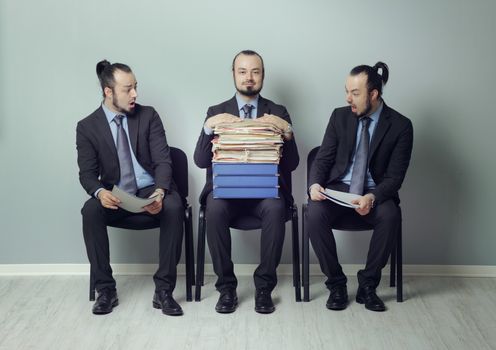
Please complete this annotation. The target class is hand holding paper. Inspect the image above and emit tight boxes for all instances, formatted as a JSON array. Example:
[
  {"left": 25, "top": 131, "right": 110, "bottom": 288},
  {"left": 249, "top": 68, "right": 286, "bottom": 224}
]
[
  {"left": 111, "top": 186, "right": 159, "bottom": 213},
  {"left": 255, "top": 114, "right": 290, "bottom": 134},
  {"left": 205, "top": 113, "right": 241, "bottom": 129},
  {"left": 319, "top": 188, "right": 361, "bottom": 208}
]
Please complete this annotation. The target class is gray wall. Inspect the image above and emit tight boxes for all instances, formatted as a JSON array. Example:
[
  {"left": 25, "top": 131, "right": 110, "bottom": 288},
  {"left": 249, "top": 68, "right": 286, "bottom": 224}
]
[{"left": 1, "top": 0, "right": 495, "bottom": 265}]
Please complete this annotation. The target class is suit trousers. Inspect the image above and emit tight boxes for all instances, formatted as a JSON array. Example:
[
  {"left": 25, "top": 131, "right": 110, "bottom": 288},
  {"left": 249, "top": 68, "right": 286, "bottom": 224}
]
[
  {"left": 81, "top": 187, "right": 184, "bottom": 293},
  {"left": 205, "top": 192, "right": 286, "bottom": 292},
  {"left": 306, "top": 183, "right": 400, "bottom": 290}
]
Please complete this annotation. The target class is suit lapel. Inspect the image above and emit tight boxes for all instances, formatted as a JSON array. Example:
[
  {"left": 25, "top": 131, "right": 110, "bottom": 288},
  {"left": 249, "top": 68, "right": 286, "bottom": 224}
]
[
  {"left": 96, "top": 107, "right": 118, "bottom": 159},
  {"left": 347, "top": 110, "right": 359, "bottom": 159},
  {"left": 127, "top": 109, "right": 139, "bottom": 155},
  {"left": 226, "top": 96, "right": 240, "bottom": 116},
  {"left": 257, "top": 96, "right": 270, "bottom": 117},
  {"left": 369, "top": 103, "right": 392, "bottom": 159}
]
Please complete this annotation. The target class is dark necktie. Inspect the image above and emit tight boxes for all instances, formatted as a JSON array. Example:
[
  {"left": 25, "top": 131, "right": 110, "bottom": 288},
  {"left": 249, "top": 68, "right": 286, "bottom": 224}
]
[
  {"left": 114, "top": 115, "right": 138, "bottom": 194},
  {"left": 242, "top": 104, "right": 254, "bottom": 119},
  {"left": 349, "top": 117, "right": 372, "bottom": 195}
]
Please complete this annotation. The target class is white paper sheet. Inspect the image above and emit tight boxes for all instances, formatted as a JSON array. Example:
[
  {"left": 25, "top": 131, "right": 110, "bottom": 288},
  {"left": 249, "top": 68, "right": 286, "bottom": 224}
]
[
  {"left": 320, "top": 188, "right": 361, "bottom": 208},
  {"left": 111, "top": 186, "right": 158, "bottom": 213}
]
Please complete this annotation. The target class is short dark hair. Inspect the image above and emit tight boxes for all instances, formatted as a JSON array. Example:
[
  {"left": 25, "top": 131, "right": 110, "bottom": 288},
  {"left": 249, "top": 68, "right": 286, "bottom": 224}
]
[
  {"left": 96, "top": 60, "right": 132, "bottom": 97},
  {"left": 231, "top": 50, "right": 265, "bottom": 77},
  {"left": 350, "top": 61, "right": 389, "bottom": 97}
]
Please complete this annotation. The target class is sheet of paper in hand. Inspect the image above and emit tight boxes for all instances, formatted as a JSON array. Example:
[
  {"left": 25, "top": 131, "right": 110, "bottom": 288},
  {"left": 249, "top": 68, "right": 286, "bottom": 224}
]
[
  {"left": 111, "top": 186, "right": 159, "bottom": 213},
  {"left": 319, "top": 188, "right": 361, "bottom": 208}
]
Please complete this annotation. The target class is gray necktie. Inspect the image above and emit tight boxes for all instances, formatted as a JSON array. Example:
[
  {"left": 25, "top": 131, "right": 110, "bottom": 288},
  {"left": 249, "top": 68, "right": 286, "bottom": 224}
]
[
  {"left": 242, "top": 104, "right": 254, "bottom": 119},
  {"left": 114, "top": 115, "right": 138, "bottom": 194},
  {"left": 349, "top": 117, "right": 372, "bottom": 195}
]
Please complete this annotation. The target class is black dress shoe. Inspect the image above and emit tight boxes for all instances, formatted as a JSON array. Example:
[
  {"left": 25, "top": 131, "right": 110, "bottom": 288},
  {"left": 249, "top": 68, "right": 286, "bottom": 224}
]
[
  {"left": 92, "top": 288, "right": 118, "bottom": 315},
  {"left": 153, "top": 290, "right": 183, "bottom": 316},
  {"left": 326, "top": 285, "right": 348, "bottom": 310},
  {"left": 255, "top": 289, "right": 275, "bottom": 314},
  {"left": 215, "top": 289, "right": 238, "bottom": 314},
  {"left": 356, "top": 286, "right": 386, "bottom": 312}
]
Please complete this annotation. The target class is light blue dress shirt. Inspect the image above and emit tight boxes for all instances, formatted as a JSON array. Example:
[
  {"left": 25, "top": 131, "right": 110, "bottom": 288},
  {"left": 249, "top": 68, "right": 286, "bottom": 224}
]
[
  {"left": 95, "top": 103, "right": 154, "bottom": 197},
  {"left": 340, "top": 102, "right": 384, "bottom": 189}
]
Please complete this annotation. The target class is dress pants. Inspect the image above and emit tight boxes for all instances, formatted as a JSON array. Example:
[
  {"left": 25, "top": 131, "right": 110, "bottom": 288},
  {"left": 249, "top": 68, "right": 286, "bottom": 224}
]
[
  {"left": 205, "top": 192, "right": 287, "bottom": 292},
  {"left": 306, "top": 183, "right": 400, "bottom": 290},
  {"left": 81, "top": 186, "right": 184, "bottom": 293}
]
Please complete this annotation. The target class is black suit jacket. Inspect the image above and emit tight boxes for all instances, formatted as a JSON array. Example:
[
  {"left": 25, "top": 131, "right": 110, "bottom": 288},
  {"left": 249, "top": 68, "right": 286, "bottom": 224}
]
[
  {"left": 309, "top": 102, "right": 413, "bottom": 205},
  {"left": 194, "top": 95, "right": 299, "bottom": 205},
  {"left": 76, "top": 104, "right": 175, "bottom": 197}
]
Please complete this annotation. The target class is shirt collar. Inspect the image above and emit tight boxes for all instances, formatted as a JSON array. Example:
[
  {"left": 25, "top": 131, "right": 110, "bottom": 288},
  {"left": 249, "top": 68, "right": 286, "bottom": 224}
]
[
  {"left": 235, "top": 93, "right": 259, "bottom": 117},
  {"left": 368, "top": 100, "right": 383, "bottom": 124},
  {"left": 101, "top": 102, "right": 127, "bottom": 124}
]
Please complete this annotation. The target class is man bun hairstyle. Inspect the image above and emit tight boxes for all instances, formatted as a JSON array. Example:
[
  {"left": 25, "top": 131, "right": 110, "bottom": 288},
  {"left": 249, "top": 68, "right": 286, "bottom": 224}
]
[
  {"left": 350, "top": 61, "right": 389, "bottom": 97},
  {"left": 96, "top": 59, "right": 132, "bottom": 97}
]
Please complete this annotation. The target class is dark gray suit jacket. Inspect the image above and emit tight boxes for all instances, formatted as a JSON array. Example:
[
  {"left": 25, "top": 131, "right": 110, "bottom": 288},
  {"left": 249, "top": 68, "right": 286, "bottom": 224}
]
[
  {"left": 194, "top": 95, "right": 299, "bottom": 205},
  {"left": 76, "top": 104, "right": 174, "bottom": 197},
  {"left": 309, "top": 102, "right": 413, "bottom": 205}
]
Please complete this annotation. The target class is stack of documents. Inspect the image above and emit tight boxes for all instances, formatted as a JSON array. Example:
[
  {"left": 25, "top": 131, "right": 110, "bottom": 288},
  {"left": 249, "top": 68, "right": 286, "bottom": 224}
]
[
  {"left": 211, "top": 121, "right": 283, "bottom": 199},
  {"left": 212, "top": 121, "right": 283, "bottom": 163}
]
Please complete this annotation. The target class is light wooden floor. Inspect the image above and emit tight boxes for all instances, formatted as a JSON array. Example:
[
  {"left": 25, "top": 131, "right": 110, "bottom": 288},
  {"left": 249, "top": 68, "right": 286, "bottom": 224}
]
[{"left": 0, "top": 275, "right": 495, "bottom": 350}]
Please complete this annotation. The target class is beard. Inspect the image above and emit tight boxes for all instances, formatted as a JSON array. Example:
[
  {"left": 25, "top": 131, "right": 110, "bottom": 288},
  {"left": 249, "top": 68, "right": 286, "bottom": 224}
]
[
  {"left": 353, "top": 96, "right": 372, "bottom": 118},
  {"left": 112, "top": 96, "right": 134, "bottom": 114},
  {"left": 235, "top": 81, "right": 262, "bottom": 97}
]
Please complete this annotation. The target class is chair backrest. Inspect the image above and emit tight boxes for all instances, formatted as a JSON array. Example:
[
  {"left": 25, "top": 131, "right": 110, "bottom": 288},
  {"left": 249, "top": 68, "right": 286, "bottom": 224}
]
[{"left": 170, "top": 146, "right": 188, "bottom": 200}]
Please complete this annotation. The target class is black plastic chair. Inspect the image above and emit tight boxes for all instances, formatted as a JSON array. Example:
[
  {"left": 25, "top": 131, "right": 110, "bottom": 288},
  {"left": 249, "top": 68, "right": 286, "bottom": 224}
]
[
  {"left": 301, "top": 146, "right": 403, "bottom": 302},
  {"left": 195, "top": 182, "right": 301, "bottom": 302},
  {"left": 89, "top": 146, "right": 195, "bottom": 302}
]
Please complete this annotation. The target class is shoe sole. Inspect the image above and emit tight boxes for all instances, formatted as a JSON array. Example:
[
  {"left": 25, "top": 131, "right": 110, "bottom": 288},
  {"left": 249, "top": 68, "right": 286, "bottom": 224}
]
[
  {"left": 153, "top": 301, "right": 184, "bottom": 316},
  {"left": 92, "top": 299, "right": 119, "bottom": 315},
  {"left": 326, "top": 302, "right": 348, "bottom": 311},
  {"left": 215, "top": 302, "right": 238, "bottom": 314},
  {"left": 355, "top": 296, "right": 386, "bottom": 312},
  {"left": 254, "top": 307, "right": 275, "bottom": 314}
]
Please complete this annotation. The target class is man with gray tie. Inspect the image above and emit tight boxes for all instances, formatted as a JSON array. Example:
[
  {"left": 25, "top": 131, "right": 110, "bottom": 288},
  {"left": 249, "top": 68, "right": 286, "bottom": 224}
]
[
  {"left": 307, "top": 62, "right": 413, "bottom": 312},
  {"left": 76, "top": 60, "right": 184, "bottom": 316},
  {"left": 194, "top": 50, "right": 299, "bottom": 314}
]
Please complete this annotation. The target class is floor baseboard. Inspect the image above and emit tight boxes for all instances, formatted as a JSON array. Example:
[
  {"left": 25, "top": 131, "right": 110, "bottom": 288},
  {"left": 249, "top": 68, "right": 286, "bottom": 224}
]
[{"left": 1, "top": 263, "right": 495, "bottom": 277}]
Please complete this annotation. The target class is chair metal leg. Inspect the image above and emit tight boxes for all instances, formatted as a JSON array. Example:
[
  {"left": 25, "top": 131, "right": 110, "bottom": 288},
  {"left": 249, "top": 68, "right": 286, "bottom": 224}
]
[
  {"left": 89, "top": 269, "right": 95, "bottom": 301},
  {"left": 291, "top": 205, "right": 302, "bottom": 302},
  {"left": 390, "top": 236, "right": 397, "bottom": 288},
  {"left": 302, "top": 204, "right": 310, "bottom": 302},
  {"left": 397, "top": 225, "right": 403, "bottom": 302},
  {"left": 195, "top": 206, "right": 206, "bottom": 301},
  {"left": 184, "top": 206, "right": 195, "bottom": 301}
]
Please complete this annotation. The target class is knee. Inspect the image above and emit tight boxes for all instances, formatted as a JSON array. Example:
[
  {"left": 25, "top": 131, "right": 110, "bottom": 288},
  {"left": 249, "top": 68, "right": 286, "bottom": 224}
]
[
  {"left": 161, "top": 193, "right": 184, "bottom": 218},
  {"left": 306, "top": 201, "right": 328, "bottom": 223},
  {"left": 81, "top": 198, "right": 103, "bottom": 218},
  {"left": 205, "top": 198, "right": 230, "bottom": 220},
  {"left": 259, "top": 198, "right": 286, "bottom": 220},
  {"left": 374, "top": 200, "right": 401, "bottom": 226}
]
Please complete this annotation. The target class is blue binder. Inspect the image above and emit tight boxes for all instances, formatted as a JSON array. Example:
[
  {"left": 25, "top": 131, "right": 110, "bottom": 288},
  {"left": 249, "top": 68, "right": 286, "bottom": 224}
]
[
  {"left": 213, "top": 175, "right": 279, "bottom": 188},
  {"left": 213, "top": 163, "right": 278, "bottom": 176},
  {"left": 213, "top": 187, "right": 279, "bottom": 199}
]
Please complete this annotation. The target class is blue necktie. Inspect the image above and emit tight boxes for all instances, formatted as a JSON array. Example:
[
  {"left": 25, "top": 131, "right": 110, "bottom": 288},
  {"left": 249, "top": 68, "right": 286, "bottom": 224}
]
[
  {"left": 349, "top": 117, "right": 371, "bottom": 195},
  {"left": 242, "top": 104, "right": 254, "bottom": 119},
  {"left": 114, "top": 115, "right": 138, "bottom": 194}
]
